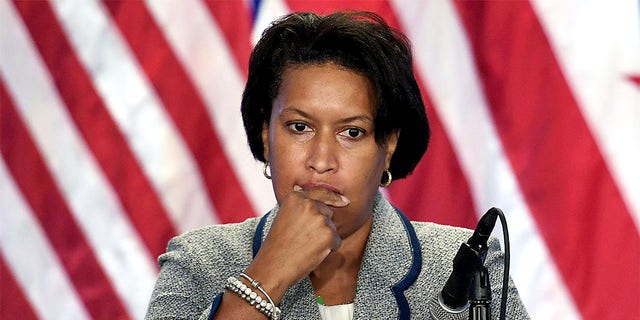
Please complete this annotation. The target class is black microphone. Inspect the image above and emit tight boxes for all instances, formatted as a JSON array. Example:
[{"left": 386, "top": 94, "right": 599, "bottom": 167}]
[
  {"left": 429, "top": 208, "right": 500, "bottom": 319},
  {"left": 467, "top": 207, "right": 500, "bottom": 257},
  {"left": 469, "top": 266, "right": 492, "bottom": 320}
]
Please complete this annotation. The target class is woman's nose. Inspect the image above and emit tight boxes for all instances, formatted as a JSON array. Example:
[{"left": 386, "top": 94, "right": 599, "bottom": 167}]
[{"left": 305, "top": 133, "right": 338, "bottom": 174}]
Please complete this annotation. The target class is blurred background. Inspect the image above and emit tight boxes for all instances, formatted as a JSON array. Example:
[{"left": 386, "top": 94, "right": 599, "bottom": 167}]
[{"left": 1, "top": 0, "right": 639, "bottom": 319}]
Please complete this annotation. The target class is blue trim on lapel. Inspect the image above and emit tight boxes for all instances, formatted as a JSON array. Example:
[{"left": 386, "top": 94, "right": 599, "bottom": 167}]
[
  {"left": 391, "top": 207, "right": 423, "bottom": 320},
  {"left": 253, "top": 213, "right": 270, "bottom": 258},
  {"left": 208, "top": 292, "right": 224, "bottom": 320}
]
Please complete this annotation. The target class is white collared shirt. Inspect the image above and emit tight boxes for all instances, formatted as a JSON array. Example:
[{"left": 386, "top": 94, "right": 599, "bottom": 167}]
[{"left": 318, "top": 303, "right": 354, "bottom": 320}]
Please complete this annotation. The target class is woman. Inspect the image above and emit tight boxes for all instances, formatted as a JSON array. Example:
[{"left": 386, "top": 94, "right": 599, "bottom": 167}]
[{"left": 145, "top": 11, "right": 529, "bottom": 319}]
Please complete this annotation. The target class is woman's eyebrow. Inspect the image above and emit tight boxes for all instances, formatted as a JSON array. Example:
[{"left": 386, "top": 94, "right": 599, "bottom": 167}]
[
  {"left": 337, "top": 115, "right": 373, "bottom": 125},
  {"left": 280, "top": 108, "right": 373, "bottom": 124},
  {"left": 280, "top": 107, "right": 311, "bottom": 119}
]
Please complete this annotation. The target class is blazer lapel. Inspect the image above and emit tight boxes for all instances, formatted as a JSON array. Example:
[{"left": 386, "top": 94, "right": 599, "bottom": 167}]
[{"left": 352, "top": 193, "right": 422, "bottom": 319}]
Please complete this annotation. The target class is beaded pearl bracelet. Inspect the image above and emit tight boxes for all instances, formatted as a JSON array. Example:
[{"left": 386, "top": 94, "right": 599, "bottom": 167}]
[{"left": 225, "top": 275, "right": 281, "bottom": 320}]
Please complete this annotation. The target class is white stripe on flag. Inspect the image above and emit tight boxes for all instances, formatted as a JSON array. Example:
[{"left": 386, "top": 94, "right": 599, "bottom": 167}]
[
  {"left": 531, "top": 0, "right": 640, "bottom": 232},
  {"left": 0, "top": 159, "right": 91, "bottom": 320},
  {"left": 145, "top": 0, "right": 276, "bottom": 215},
  {"left": 251, "top": 0, "right": 290, "bottom": 46},
  {"left": 389, "top": 0, "right": 581, "bottom": 319},
  {"left": 0, "top": 4, "right": 156, "bottom": 317},
  {"left": 51, "top": 0, "right": 218, "bottom": 231}
]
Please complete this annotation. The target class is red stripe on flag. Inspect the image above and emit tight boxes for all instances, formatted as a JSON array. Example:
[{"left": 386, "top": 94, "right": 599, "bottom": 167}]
[
  {"left": 285, "top": 1, "right": 478, "bottom": 226},
  {"left": 629, "top": 75, "right": 640, "bottom": 87},
  {"left": 287, "top": 1, "right": 393, "bottom": 19},
  {"left": 0, "top": 255, "right": 38, "bottom": 320},
  {"left": 202, "top": 0, "right": 253, "bottom": 78},
  {"left": 453, "top": 1, "right": 640, "bottom": 318},
  {"left": 13, "top": 0, "right": 176, "bottom": 258},
  {"left": 102, "top": 1, "right": 256, "bottom": 223},
  {"left": 0, "top": 83, "right": 130, "bottom": 319}
]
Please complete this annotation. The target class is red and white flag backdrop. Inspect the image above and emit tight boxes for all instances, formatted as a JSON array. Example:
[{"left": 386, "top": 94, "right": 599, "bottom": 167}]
[{"left": 1, "top": 1, "right": 639, "bottom": 319}]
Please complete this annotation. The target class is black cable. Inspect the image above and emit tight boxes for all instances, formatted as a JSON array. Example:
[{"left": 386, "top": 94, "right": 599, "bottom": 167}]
[{"left": 495, "top": 208, "right": 510, "bottom": 320}]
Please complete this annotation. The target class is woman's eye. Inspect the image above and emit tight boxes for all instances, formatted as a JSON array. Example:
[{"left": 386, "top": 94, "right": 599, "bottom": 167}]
[
  {"left": 339, "top": 128, "right": 365, "bottom": 139},
  {"left": 288, "top": 122, "right": 311, "bottom": 133}
]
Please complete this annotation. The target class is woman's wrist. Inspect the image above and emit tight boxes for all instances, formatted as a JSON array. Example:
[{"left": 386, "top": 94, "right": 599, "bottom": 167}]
[
  {"left": 243, "top": 261, "right": 291, "bottom": 306},
  {"left": 226, "top": 275, "right": 281, "bottom": 319}
]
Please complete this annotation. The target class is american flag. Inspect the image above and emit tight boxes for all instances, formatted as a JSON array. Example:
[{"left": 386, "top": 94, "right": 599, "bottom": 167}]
[{"left": 1, "top": 0, "right": 638, "bottom": 319}]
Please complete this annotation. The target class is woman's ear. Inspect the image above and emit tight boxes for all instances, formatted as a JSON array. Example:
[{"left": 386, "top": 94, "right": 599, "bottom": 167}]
[
  {"left": 384, "top": 130, "right": 400, "bottom": 168},
  {"left": 261, "top": 122, "right": 270, "bottom": 160}
]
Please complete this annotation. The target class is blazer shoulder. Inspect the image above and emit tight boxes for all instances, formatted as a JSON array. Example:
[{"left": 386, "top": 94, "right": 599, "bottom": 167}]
[
  {"left": 410, "top": 221, "right": 474, "bottom": 247},
  {"left": 409, "top": 220, "right": 504, "bottom": 270},
  {"left": 160, "top": 217, "right": 261, "bottom": 268}
]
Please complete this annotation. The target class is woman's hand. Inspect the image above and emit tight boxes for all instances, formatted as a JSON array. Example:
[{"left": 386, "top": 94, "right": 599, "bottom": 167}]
[{"left": 243, "top": 185, "right": 350, "bottom": 304}]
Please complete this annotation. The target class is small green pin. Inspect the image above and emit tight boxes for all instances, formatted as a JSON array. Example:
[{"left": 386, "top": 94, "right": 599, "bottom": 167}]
[{"left": 316, "top": 295, "right": 324, "bottom": 305}]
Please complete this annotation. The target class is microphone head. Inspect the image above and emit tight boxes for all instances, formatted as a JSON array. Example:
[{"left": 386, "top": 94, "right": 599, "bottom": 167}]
[{"left": 467, "top": 207, "right": 499, "bottom": 252}]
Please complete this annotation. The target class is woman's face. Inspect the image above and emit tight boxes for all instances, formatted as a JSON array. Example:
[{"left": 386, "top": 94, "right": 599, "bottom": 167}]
[{"left": 262, "top": 63, "right": 398, "bottom": 238}]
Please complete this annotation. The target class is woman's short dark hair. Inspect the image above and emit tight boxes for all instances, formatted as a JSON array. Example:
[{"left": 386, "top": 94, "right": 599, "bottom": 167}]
[{"left": 241, "top": 11, "right": 430, "bottom": 180}]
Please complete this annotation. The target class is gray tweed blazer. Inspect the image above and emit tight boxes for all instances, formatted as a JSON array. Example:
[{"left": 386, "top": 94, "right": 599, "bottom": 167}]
[{"left": 145, "top": 193, "right": 529, "bottom": 319}]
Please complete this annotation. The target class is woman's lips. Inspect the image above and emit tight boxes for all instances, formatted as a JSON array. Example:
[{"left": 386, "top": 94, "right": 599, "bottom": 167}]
[
  {"left": 300, "top": 182, "right": 342, "bottom": 195},
  {"left": 294, "top": 183, "right": 351, "bottom": 205}
]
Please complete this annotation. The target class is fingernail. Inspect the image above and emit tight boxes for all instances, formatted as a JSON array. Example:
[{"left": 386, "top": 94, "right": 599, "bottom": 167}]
[
  {"left": 293, "top": 185, "right": 302, "bottom": 192},
  {"left": 340, "top": 195, "right": 350, "bottom": 204}
]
